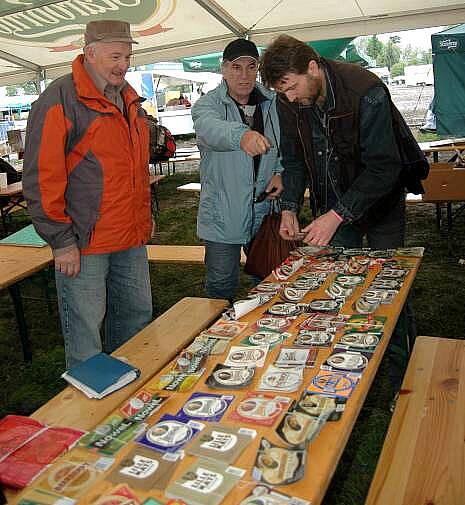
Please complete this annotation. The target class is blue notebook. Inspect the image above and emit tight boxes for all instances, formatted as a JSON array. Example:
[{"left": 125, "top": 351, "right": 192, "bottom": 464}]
[{"left": 61, "top": 352, "right": 140, "bottom": 399}]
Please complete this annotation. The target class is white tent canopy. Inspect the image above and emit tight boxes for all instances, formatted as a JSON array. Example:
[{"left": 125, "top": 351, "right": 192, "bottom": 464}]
[{"left": 1, "top": 0, "right": 463, "bottom": 86}]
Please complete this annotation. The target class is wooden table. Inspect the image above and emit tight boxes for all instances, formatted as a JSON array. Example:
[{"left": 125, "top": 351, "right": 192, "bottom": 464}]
[
  {"left": 0, "top": 175, "right": 169, "bottom": 361},
  {"left": 366, "top": 336, "right": 465, "bottom": 505},
  {"left": 176, "top": 182, "right": 201, "bottom": 192},
  {"left": 421, "top": 165, "right": 465, "bottom": 241},
  {"left": 419, "top": 138, "right": 465, "bottom": 163},
  {"left": 0, "top": 243, "right": 53, "bottom": 361},
  {"left": 156, "top": 147, "right": 200, "bottom": 176},
  {"left": 0, "top": 182, "right": 25, "bottom": 235},
  {"left": 10, "top": 254, "right": 421, "bottom": 505},
  {"left": 5, "top": 296, "right": 228, "bottom": 505}
]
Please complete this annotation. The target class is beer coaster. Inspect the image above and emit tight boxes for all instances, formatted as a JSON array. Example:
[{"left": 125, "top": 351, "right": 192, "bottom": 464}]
[
  {"left": 258, "top": 365, "right": 303, "bottom": 392},
  {"left": 242, "top": 330, "right": 290, "bottom": 348},
  {"left": 165, "top": 459, "right": 245, "bottom": 505},
  {"left": 206, "top": 364, "right": 255, "bottom": 390},
  {"left": 306, "top": 370, "right": 360, "bottom": 398},
  {"left": 297, "top": 392, "right": 346, "bottom": 421},
  {"left": 308, "top": 298, "right": 343, "bottom": 313},
  {"left": 339, "top": 331, "right": 380, "bottom": 350},
  {"left": 106, "top": 446, "right": 179, "bottom": 490},
  {"left": 185, "top": 422, "right": 256, "bottom": 464},
  {"left": 176, "top": 392, "right": 233, "bottom": 422},
  {"left": 239, "top": 485, "right": 310, "bottom": 505},
  {"left": 136, "top": 414, "right": 203, "bottom": 454},
  {"left": 224, "top": 345, "right": 269, "bottom": 368},
  {"left": 228, "top": 393, "right": 291, "bottom": 427},
  {"left": 323, "top": 350, "right": 370, "bottom": 373},
  {"left": 252, "top": 438, "right": 306, "bottom": 486},
  {"left": 294, "top": 330, "right": 333, "bottom": 347}
]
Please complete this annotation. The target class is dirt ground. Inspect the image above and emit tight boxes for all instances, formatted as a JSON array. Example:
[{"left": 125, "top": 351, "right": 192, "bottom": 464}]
[{"left": 388, "top": 83, "right": 434, "bottom": 130}]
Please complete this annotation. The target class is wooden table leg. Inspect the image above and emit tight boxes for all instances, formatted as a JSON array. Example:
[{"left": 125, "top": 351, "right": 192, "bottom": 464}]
[{"left": 8, "top": 283, "right": 32, "bottom": 362}]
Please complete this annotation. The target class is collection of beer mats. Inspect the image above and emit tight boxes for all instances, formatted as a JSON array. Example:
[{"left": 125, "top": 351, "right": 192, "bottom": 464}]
[{"left": 1, "top": 244, "right": 423, "bottom": 505}]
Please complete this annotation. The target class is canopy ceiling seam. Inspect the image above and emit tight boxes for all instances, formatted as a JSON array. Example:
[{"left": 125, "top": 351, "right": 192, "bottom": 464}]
[
  {"left": 0, "top": 50, "right": 40, "bottom": 72},
  {"left": 354, "top": 0, "right": 365, "bottom": 16},
  {"left": 248, "top": 0, "right": 284, "bottom": 32},
  {"left": 194, "top": 0, "right": 248, "bottom": 37}
]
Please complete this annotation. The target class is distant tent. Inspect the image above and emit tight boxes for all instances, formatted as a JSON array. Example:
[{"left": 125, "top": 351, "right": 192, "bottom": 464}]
[
  {"left": 431, "top": 24, "right": 465, "bottom": 136},
  {"left": 338, "top": 43, "right": 369, "bottom": 67},
  {"left": 181, "top": 37, "right": 354, "bottom": 73}
]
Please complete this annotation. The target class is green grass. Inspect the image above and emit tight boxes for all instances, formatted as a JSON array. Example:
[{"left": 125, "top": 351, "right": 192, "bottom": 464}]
[{"left": 1, "top": 172, "right": 464, "bottom": 503}]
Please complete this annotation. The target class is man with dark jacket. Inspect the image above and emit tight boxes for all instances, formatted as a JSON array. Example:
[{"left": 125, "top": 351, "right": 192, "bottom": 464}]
[
  {"left": 261, "top": 35, "right": 418, "bottom": 392},
  {"left": 23, "top": 20, "right": 152, "bottom": 368},
  {"left": 261, "top": 34, "right": 407, "bottom": 249}
]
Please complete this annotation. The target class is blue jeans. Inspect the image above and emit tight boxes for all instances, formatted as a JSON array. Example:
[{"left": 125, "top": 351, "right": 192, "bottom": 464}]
[
  {"left": 204, "top": 241, "right": 244, "bottom": 302},
  {"left": 55, "top": 246, "right": 152, "bottom": 368}
]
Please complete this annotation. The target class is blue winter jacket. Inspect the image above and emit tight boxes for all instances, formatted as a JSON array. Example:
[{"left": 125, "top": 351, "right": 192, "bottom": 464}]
[{"left": 192, "top": 80, "right": 283, "bottom": 244}]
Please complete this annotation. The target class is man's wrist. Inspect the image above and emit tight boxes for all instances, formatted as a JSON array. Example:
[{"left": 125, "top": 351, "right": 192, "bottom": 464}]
[{"left": 330, "top": 209, "right": 343, "bottom": 223}]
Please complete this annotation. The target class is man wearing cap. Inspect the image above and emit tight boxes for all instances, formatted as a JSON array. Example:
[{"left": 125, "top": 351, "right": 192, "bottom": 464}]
[
  {"left": 192, "top": 38, "right": 284, "bottom": 302},
  {"left": 23, "top": 20, "right": 153, "bottom": 368}
]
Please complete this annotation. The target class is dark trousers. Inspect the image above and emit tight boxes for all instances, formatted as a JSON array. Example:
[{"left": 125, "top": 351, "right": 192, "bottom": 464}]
[{"left": 330, "top": 196, "right": 415, "bottom": 392}]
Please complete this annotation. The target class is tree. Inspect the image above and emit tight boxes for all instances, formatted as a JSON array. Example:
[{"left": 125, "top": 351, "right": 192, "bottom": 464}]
[
  {"left": 5, "top": 85, "right": 18, "bottom": 97},
  {"left": 366, "top": 35, "right": 384, "bottom": 62},
  {"left": 379, "top": 36, "right": 401, "bottom": 70},
  {"left": 22, "top": 81, "right": 39, "bottom": 95},
  {"left": 391, "top": 62, "right": 405, "bottom": 77},
  {"left": 402, "top": 44, "right": 420, "bottom": 65},
  {"left": 419, "top": 49, "right": 432, "bottom": 64}
]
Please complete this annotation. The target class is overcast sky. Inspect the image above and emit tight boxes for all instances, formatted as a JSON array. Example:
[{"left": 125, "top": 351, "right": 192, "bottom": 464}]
[{"left": 377, "top": 26, "right": 445, "bottom": 50}]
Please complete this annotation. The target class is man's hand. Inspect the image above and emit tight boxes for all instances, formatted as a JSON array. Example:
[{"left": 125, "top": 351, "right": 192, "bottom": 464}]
[
  {"left": 240, "top": 131, "right": 271, "bottom": 157},
  {"left": 151, "top": 218, "right": 157, "bottom": 238},
  {"left": 55, "top": 246, "right": 81, "bottom": 278},
  {"left": 265, "top": 174, "right": 283, "bottom": 199},
  {"left": 279, "top": 210, "right": 300, "bottom": 240},
  {"left": 301, "top": 210, "right": 342, "bottom": 246}
]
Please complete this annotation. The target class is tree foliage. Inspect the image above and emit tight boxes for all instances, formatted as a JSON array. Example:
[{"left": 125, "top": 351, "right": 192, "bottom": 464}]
[
  {"left": 378, "top": 36, "right": 401, "bottom": 70},
  {"left": 366, "top": 35, "right": 384, "bottom": 61},
  {"left": 391, "top": 62, "right": 405, "bottom": 77},
  {"left": 357, "top": 34, "right": 432, "bottom": 70}
]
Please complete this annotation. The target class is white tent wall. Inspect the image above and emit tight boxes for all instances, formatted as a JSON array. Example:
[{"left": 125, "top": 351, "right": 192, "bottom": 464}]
[{"left": 1, "top": 0, "right": 464, "bottom": 86}]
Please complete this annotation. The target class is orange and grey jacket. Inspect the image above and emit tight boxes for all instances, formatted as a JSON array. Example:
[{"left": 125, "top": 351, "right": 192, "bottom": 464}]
[{"left": 23, "top": 55, "right": 151, "bottom": 256}]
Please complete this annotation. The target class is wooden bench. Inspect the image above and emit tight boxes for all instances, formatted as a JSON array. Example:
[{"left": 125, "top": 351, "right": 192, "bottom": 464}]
[
  {"left": 155, "top": 148, "right": 200, "bottom": 175},
  {"left": 365, "top": 335, "right": 465, "bottom": 505},
  {"left": 146, "top": 244, "right": 246, "bottom": 265},
  {"left": 0, "top": 244, "right": 240, "bottom": 361},
  {"left": 4, "top": 296, "right": 227, "bottom": 504},
  {"left": 29, "top": 296, "right": 227, "bottom": 431}
]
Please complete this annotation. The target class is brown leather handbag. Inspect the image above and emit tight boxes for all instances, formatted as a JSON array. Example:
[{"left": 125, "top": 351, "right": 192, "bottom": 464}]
[{"left": 244, "top": 201, "right": 298, "bottom": 279}]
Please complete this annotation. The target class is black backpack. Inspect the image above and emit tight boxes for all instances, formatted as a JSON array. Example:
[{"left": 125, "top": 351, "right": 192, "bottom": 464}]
[
  {"left": 391, "top": 106, "right": 430, "bottom": 194},
  {"left": 146, "top": 115, "right": 176, "bottom": 163}
]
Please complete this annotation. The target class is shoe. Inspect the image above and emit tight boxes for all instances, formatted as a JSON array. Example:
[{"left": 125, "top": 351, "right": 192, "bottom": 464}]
[{"left": 389, "top": 391, "right": 399, "bottom": 413}]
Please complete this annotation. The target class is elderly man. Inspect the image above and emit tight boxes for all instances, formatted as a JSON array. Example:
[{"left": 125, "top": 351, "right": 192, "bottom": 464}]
[
  {"left": 192, "top": 38, "right": 283, "bottom": 302},
  {"left": 23, "top": 20, "right": 152, "bottom": 368}
]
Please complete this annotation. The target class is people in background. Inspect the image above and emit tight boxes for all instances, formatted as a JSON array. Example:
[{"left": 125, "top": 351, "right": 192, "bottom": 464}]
[
  {"left": 179, "top": 94, "right": 191, "bottom": 107},
  {"left": 261, "top": 34, "right": 419, "bottom": 392},
  {"left": 166, "top": 94, "right": 191, "bottom": 107},
  {"left": 23, "top": 20, "right": 153, "bottom": 368},
  {"left": 192, "top": 38, "right": 283, "bottom": 302}
]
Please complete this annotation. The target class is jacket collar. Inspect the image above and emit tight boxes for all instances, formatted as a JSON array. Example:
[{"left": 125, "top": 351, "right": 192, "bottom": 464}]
[
  {"left": 217, "top": 79, "right": 275, "bottom": 104},
  {"left": 72, "top": 54, "right": 140, "bottom": 111}
]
